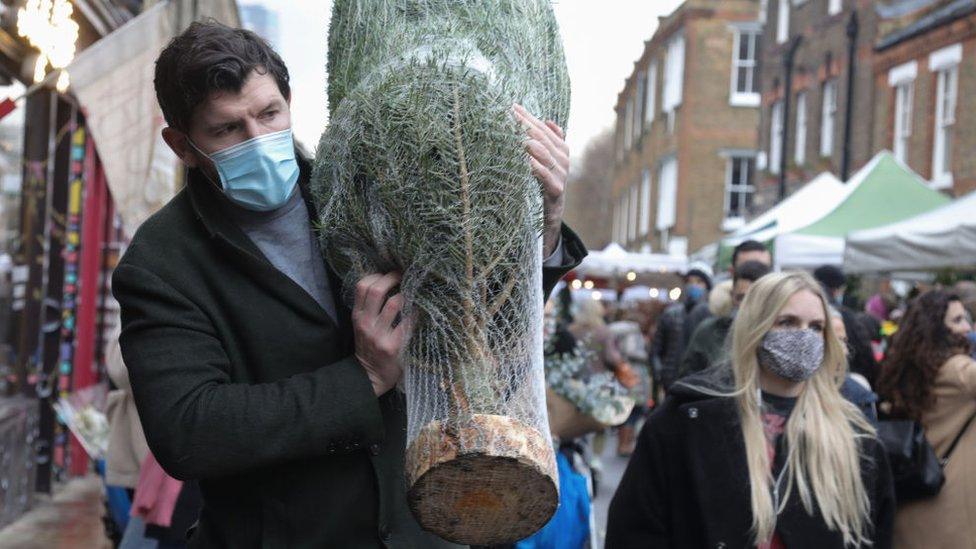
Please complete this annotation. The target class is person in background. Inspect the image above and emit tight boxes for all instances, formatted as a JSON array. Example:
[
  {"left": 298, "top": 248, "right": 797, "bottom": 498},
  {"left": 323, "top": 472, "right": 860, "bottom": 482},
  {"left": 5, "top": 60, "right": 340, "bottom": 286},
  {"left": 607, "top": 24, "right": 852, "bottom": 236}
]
[
  {"left": 679, "top": 260, "right": 771, "bottom": 378},
  {"left": 953, "top": 280, "right": 976, "bottom": 360},
  {"left": 876, "top": 290, "right": 976, "bottom": 549},
  {"left": 829, "top": 307, "right": 878, "bottom": 426},
  {"left": 607, "top": 272, "right": 894, "bottom": 548},
  {"left": 695, "top": 240, "right": 774, "bottom": 331},
  {"left": 635, "top": 299, "right": 668, "bottom": 405},
  {"left": 104, "top": 323, "right": 153, "bottom": 548},
  {"left": 865, "top": 278, "right": 899, "bottom": 323},
  {"left": 650, "top": 268, "right": 711, "bottom": 392},
  {"left": 814, "top": 265, "right": 881, "bottom": 387},
  {"left": 608, "top": 310, "right": 651, "bottom": 456},
  {"left": 568, "top": 300, "right": 625, "bottom": 377},
  {"left": 731, "top": 239, "right": 773, "bottom": 270}
]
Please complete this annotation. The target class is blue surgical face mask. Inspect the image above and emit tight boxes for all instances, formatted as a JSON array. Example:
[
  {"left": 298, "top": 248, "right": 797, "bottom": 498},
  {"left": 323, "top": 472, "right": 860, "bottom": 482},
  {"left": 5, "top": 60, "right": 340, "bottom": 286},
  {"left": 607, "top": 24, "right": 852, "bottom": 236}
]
[
  {"left": 685, "top": 285, "right": 706, "bottom": 303},
  {"left": 190, "top": 128, "right": 299, "bottom": 211}
]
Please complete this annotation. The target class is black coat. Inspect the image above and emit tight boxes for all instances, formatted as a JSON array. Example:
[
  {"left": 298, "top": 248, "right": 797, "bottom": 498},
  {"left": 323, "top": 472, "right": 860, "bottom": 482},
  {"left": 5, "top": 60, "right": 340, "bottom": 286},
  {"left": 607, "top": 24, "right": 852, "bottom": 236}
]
[
  {"left": 112, "top": 160, "right": 586, "bottom": 548},
  {"left": 606, "top": 381, "right": 895, "bottom": 549}
]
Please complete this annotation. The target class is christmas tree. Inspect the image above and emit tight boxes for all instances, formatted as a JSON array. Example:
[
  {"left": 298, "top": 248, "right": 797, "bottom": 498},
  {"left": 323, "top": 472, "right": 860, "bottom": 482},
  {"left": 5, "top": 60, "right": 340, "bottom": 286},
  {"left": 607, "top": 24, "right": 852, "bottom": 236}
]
[{"left": 312, "top": 1, "right": 570, "bottom": 544}]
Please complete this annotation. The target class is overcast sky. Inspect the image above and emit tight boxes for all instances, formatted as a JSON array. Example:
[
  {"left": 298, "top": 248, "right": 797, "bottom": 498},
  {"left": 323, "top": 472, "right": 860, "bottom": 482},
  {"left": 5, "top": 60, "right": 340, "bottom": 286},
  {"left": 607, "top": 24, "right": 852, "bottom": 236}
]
[{"left": 254, "top": 0, "right": 685, "bottom": 163}]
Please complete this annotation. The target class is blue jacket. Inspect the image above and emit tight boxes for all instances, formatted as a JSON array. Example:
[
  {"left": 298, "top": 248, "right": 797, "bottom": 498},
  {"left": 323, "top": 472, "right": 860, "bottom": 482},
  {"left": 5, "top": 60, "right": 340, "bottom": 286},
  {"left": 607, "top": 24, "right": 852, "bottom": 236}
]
[{"left": 841, "top": 375, "right": 879, "bottom": 426}]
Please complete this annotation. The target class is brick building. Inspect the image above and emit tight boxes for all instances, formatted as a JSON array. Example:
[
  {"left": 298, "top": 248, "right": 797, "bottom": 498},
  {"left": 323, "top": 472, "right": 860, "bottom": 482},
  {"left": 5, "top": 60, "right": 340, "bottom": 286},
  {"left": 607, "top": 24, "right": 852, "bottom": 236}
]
[
  {"left": 872, "top": 0, "right": 976, "bottom": 196},
  {"left": 756, "top": 0, "right": 881, "bottom": 211},
  {"left": 610, "top": 0, "right": 761, "bottom": 255}
]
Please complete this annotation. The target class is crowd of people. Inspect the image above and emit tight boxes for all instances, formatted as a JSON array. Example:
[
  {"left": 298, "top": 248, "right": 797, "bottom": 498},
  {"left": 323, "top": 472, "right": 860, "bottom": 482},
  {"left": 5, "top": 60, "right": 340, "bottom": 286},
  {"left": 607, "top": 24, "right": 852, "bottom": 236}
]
[
  {"left": 82, "top": 19, "right": 976, "bottom": 549},
  {"left": 539, "top": 237, "right": 976, "bottom": 548}
]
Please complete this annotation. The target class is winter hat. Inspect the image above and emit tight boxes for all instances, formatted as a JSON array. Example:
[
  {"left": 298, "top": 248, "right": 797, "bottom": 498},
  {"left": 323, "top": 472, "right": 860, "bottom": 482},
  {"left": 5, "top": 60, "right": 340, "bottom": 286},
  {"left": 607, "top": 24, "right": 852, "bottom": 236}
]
[{"left": 684, "top": 268, "right": 713, "bottom": 292}]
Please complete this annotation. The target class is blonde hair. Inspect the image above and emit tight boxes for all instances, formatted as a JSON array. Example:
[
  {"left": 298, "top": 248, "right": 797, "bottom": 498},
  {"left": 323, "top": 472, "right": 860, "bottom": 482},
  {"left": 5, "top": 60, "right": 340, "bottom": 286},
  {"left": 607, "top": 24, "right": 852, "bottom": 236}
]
[{"left": 731, "top": 271, "right": 874, "bottom": 546}]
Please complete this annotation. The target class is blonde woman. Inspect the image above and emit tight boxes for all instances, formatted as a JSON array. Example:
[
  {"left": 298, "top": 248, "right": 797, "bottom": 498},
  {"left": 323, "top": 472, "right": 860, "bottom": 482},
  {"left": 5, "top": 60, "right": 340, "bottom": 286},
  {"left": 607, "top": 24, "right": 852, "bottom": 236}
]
[{"left": 606, "top": 272, "right": 894, "bottom": 548}]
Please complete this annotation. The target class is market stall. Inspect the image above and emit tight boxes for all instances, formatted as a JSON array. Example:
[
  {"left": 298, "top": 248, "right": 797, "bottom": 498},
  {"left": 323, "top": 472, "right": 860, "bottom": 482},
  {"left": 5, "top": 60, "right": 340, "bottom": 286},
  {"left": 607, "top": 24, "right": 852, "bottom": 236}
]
[
  {"left": 844, "top": 190, "right": 976, "bottom": 273},
  {"left": 715, "top": 172, "right": 844, "bottom": 270},
  {"left": 774, "top": 152, "right": 950, "bottom": 269},
  {"left": 571, "top": 243, "right": 687, "bottom": 302}
]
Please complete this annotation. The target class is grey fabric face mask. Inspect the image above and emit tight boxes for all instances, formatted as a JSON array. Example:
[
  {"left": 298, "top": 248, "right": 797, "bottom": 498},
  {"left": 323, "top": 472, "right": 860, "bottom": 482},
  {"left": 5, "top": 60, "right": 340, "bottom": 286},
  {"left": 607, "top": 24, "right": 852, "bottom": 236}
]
[{"left": 757, "top": 329, "right": 825, "bottom": 382}]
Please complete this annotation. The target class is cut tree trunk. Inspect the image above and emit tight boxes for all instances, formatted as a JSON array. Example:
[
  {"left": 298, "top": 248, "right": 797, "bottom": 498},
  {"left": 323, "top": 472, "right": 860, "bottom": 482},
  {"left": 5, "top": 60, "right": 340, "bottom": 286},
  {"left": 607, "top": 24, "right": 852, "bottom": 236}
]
[{"left": 405, "top": 413, "right": 558, "bottom": 545}]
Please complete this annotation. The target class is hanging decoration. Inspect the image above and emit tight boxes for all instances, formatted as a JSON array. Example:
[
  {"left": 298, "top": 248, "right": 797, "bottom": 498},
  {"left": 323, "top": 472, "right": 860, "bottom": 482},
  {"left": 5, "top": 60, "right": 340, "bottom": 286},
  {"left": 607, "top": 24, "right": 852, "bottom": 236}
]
[{"left": 17, "top": 0, "right": 79, "bottom": 89}]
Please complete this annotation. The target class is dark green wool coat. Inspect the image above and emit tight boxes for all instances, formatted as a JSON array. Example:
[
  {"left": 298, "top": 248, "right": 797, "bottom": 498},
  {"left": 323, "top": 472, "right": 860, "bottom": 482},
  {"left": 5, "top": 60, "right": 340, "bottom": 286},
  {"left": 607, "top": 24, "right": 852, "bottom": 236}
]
[
  {"left": 678, "top": 315, "right": 734, "bottom": 380},
  {"left": 112, "top": 159, "right": 586, "bottom": 548}
]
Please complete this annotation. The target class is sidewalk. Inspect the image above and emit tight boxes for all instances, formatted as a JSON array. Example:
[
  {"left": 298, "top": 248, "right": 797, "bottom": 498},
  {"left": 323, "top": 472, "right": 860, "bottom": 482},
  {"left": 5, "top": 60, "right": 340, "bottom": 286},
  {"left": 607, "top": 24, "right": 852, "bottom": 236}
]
[{"left": 0, "top": 476, "right": 111, "bottom": 549}]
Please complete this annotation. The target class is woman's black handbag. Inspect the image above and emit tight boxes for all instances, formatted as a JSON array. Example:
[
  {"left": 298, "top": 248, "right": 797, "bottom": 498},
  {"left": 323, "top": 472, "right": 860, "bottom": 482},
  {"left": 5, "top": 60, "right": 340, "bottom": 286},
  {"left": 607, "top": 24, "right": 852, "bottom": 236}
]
[{"left": 878, "top": 412, "right": 976, "bottom": 501}]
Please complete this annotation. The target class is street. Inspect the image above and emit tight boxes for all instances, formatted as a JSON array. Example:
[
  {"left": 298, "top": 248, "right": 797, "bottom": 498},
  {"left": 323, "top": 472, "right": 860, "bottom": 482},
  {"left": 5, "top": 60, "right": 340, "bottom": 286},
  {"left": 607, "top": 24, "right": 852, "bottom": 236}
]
[{"left": 591, "top": 431, "right": 631, "bottom": 548}]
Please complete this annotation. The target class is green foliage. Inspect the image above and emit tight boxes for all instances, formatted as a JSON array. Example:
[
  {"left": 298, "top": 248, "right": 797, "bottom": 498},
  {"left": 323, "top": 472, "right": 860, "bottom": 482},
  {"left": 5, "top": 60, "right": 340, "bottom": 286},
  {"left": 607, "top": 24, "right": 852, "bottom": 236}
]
[
  {"left": 312, "top": 0, "right": 572, "bottom": 439},
  {"left": 544, "top": 336, "right": 632, "bottom": 424}
]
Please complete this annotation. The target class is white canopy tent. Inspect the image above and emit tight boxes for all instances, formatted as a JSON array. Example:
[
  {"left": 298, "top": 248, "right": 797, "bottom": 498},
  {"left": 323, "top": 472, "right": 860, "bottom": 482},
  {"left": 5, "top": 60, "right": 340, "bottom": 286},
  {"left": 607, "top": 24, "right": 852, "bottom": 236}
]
[
  {"left": 726, "top": 172, "right": 845, "bottom": 245},
  {"left": 715, "top": 172, "right": 844, "bottom": 269},
  {"left": 575, "top": 243, "right": 688, "bottom": 278},
  {"left": 844, "top": 190, "right": 976, "bottom": 273}
]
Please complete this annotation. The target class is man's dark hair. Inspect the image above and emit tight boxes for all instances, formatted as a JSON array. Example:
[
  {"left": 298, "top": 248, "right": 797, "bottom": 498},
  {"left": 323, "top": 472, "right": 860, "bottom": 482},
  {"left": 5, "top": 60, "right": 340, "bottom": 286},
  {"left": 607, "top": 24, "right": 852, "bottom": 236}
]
[
  {"left": 813, "top": 264, "right": 846, "bottom": 291},
  {"left": 731, "top": 239, "right": 769, "bottom": 267},
  {"left": 733, "top": 260, "right": 771, "bottom": 285},
  {"left": 154, "top": 21, "right": 290, "bottom": 132}
]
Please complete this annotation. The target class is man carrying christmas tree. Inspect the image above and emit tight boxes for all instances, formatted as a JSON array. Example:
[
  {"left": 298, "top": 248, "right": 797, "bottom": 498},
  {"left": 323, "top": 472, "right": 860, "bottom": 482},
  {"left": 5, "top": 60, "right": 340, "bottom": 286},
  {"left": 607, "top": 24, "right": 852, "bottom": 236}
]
[{"left": 112, "top": 21, "right": 585, "bottom": 548}]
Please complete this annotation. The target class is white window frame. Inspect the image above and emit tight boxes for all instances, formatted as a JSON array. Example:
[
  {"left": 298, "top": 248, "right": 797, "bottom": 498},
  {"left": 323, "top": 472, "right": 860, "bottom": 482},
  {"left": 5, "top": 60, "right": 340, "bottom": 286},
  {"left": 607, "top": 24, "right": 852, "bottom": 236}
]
[
  {"left": 769, "top": 100, "right": 784, "bottom": 174},
  {"left": 776, "top": 0, "right": 790, "bottom": 44},
  {"left": 933, "top": 65, "right": 959, "bottom": 189},
  {"left": 629, "top": 184, "right": 639, "bottom": 242},
  {"left": 795, "top": 92, "right": 807, "bottom": 165},
  {"left": 624, "top": 97, "right": 633, "bottom": 151},
  {"left": 893, "top": 81, "right": 914, "bottom": 164},
  {"left": 929, "top": 44, "right": 961, "bottom": 188},
  {"left": 645, "top": 61, "right": 657, "bottom": 127},
  {"left": 820, "top": 79, "right": 837, "bottom": 157},
  {"left": 634, "top": 73, "right": 645, "bottom": 141},
  {"left": 640, "top": 169, "right": 652, "bottom": 236},
  {"left": 662, "top": 33, "right": 685, "bottom": 115},
  {"left": 888, "top": 61, "right": 918, "bottom": 163},
  {"left": 730, "top": 26, "right": 761, "bottom": 107},
  {"left": 723, "top": 154, "right": 756, "bottom": 228},
  {"left": 929, "top": 43, "right": 962, "bottom": 72},
  {"left": 828, "top": 0, "right": 842, "bottom": 15},
  {"left": 656, "top": 156, "right": 678, "bottom": 232}
]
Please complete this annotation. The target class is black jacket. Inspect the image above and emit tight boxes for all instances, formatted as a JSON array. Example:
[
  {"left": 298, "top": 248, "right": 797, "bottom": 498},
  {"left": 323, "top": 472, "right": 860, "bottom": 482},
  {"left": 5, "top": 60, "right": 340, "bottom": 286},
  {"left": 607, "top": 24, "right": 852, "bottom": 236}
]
[
  {"left": 112, "top": 160, "right": 586, "bottom": 548},
  {"left": 841, "top": 307, "right": 881, "bottom": 386},
  {"left": 678, "top": 315, "right": 733, "bottom": 380},
  {"left": 651, "top": 303, "right": 698, "bottom": 390},
  {"left": 606, "top": 379, "right": 895, "bottom": 549}
]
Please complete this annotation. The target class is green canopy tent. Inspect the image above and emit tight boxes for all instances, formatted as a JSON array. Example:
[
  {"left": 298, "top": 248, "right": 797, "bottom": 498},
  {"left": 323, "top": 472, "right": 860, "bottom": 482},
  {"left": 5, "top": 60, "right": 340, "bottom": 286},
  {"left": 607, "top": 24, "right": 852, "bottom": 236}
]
[
  {"left": 713, "top": 172, "right": 844, "bottom": 271},
  {"left": 774, "top": 151, "right": 951, "bottom": 269}
]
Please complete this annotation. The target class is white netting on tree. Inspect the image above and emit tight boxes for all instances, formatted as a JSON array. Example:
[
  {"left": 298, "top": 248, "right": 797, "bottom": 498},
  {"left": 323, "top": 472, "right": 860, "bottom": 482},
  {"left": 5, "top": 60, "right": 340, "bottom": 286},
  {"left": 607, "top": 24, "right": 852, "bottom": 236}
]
[{"left": 311, "top": 0, "right": 570, "bottom": 544}]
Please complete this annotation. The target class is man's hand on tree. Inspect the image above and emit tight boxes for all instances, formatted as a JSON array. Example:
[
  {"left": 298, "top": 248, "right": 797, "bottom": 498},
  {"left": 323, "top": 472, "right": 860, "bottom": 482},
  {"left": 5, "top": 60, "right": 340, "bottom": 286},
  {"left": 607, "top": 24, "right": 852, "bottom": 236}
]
[
  {"left": 353, "top": 272, "right": 410, "bottom": 396},
  {"left": 514, "top": 103, "right": 570, "bottom": 258}
]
